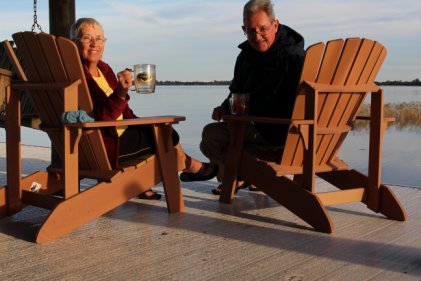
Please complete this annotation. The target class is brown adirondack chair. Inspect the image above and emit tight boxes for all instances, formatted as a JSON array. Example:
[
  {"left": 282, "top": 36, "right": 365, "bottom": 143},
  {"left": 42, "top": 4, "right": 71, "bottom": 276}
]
[
  {"left": 0, "top": 40, "right": 40, "bottom": 129},
  {"left": 0, "top": 32, "right": 185, "bottom": 243},
  {"left": 219, "top": 38, "right": 407, "bottom": 233}
]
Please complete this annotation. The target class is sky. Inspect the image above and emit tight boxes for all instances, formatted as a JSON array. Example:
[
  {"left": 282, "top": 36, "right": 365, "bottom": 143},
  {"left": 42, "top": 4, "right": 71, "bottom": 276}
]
[{"left": 1, "top": 0, "right": 420, "bottom": 82}]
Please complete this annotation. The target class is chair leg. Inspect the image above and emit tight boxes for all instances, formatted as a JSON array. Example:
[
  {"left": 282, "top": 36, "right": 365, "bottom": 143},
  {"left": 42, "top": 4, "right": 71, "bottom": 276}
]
[
  {"left": 20, "top": 171, "right": 63, "bottom": 195},
  {"left": 0, "top": 187, "right": 6, "bottom": 217},
  {"left": 257, "top": 175, "right": 334, "bottom": 233},
  {"left": 153, "top": 124, "right": 184, "bottom": 213},
  {"left": 220, "top": 121, "right": 247, "bottom": 203},
  {"left": 318, "top": 169, "right": 406, "bottom": 221},
  {"left": 36, "top": 161, "right": 161, "bottom": 243},
  {"left": 1, "top": 171, "right": 63, "bottom": 218},
  {"left": 379, "top": 185, "right": 407, "bottom": 221},
  {"left": 242, "top": 160, "right": 333, "bottom": 233},
  {"left": 6, "top": 87, "right": 22, "bottom": 215}
]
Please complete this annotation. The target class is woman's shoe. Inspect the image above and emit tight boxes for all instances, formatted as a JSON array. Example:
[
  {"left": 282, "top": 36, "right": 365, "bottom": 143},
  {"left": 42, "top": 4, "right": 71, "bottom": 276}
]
[
  {"left": 179, "top": 163, "right": 219, "bottom": 182},
  {"left": 211, "top": 181, "right": 252, "bottom": 195},
  {"left": 248, "top": 185, "right": 259, "bottom": 192},
  {"left": 138, "top": 189, "right": 162, "bottom": 200}
]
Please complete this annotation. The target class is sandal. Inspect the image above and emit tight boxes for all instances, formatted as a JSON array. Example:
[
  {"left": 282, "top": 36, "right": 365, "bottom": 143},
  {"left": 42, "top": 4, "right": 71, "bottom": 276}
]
[
  {"left": 179, "top": 163, "right": 219, "bottom": 182},
  {"left": 138, "top": 189, "right": 162, "bottom": 200},
  {"left": 211, "top": 181, "right": 253, "bottom": 195},
  {"left": 248, "top": 185, "right": 259, "bottom": 192}
]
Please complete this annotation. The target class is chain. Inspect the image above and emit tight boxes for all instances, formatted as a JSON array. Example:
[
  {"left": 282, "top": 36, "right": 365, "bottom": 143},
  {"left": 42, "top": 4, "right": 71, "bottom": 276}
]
[{"left": 31, "top": 0, "right": 43, "bottom": 32}]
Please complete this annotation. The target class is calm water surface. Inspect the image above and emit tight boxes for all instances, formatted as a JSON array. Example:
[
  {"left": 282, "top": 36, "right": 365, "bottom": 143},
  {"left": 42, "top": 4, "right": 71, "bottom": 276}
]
[{"left": 1, "top": 85, "right": 420, "bottom": 187}]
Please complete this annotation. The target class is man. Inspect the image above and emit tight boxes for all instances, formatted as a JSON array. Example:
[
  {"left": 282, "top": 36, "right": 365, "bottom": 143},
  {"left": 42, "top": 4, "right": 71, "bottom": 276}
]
[{"left": 200, "top": 0, "right": 305, "bottom": 194}]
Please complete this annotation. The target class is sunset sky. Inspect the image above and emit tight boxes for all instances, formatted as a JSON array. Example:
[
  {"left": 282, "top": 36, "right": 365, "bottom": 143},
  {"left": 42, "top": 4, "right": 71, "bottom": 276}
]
[{"left": 1, "top": 0, "right": 420, "bottom": 82}]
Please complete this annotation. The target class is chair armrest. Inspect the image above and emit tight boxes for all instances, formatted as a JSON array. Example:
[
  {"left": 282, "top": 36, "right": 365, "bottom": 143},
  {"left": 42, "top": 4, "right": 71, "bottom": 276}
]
[
  {"left": 223, "top": 115, "right": 314, "bottom": 126},
  {"left": 65, "top": 115, "right": 186, "bottom": 129}
]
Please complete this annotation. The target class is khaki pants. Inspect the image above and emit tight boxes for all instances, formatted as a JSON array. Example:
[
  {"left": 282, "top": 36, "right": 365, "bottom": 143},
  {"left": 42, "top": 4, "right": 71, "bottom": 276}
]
[{"left": 200, "top": 122, "right": 270, "bottom": 182}]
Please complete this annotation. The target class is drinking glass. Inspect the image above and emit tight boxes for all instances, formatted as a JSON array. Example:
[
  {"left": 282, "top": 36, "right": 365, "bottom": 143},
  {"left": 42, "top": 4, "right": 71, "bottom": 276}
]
[
  {"left": 229, "top": 93, "right": 250, "bottom": 115},
  {"left": 133, "top": 64, "right": 156, "bottom": 94}
]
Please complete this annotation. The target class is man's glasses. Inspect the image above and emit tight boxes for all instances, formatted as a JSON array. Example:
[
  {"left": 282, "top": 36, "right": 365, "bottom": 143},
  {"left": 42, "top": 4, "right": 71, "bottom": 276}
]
[
  {"left": 244, "top": 22, "right": 274, "bottom": 37},
  {"left": 78, "top": 35, "right": 107, "bottom": 45}
]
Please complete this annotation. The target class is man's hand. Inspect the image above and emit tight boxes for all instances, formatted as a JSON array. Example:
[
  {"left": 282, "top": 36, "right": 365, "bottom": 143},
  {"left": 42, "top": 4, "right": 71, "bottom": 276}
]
[{"left": 212, "top": 106, "right": 229, "bottom": 121}]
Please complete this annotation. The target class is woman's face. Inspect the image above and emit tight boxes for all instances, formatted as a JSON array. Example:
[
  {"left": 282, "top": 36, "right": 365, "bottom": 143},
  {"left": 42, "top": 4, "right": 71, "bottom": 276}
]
[{"left": 76, "top": 23, "right": 106, "bottom": 66}]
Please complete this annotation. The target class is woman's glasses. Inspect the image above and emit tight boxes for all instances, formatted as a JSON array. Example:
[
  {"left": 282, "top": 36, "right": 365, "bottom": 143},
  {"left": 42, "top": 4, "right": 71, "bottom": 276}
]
[{"left": 78, "top": 35, "right": 107, "bottom": 44}]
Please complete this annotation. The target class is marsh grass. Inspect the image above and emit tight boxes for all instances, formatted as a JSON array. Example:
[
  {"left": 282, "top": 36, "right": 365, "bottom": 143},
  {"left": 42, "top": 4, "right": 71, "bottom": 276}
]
[{"left": 354, "top": 102, "right": 421, "bottom": 132}]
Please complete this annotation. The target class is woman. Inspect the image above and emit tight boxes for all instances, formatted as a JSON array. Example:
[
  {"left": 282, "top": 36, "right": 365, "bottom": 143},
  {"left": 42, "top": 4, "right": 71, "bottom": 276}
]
[{"left": 70, "top": 18, "right": 217, "bottom": 199}]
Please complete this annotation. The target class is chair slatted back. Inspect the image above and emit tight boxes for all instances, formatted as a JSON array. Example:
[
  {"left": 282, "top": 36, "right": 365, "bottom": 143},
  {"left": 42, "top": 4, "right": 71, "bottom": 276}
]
[
  {"left": 12, "top": 32, "right": 111, "bottom": 170},
  {"left": 281, "top": 38, "right": 387, "bottom": 169},
  {"left": 2, "top": 40, "right": 39, "bottom": 120}
]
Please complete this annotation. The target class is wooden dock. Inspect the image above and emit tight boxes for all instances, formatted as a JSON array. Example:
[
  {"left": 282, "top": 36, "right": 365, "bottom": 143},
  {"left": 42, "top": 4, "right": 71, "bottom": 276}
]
[{"left": 0, "top": 143, "right": 420, "bottom": 280}]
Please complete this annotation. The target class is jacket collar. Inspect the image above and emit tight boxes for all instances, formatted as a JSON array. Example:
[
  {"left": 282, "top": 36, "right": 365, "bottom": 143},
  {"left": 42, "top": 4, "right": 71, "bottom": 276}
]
[{"left": 238, "top": 24, "right": 304, "bottom": 56}]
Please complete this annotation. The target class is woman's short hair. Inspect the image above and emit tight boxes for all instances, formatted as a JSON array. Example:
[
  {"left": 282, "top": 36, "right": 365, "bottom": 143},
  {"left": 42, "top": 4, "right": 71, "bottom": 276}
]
[{"left": 70, "top": 18, "right": 103, "bottom": 40}]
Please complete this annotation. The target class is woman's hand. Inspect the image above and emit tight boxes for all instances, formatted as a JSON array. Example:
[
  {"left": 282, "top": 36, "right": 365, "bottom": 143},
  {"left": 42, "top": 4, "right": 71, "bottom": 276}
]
[{"left": 116, "top": 69, "right": 133, "bottom": 99}]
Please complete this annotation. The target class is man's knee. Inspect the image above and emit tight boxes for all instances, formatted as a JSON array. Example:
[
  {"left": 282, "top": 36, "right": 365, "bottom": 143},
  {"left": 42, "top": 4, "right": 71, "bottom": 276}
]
[
  {"left": 202, "top": 122, "right": 223, "bottom": 135},
  {"left": 202, "top": 122, "right": 229, "bottom": 141},
  {"left": 200, "top": 122, "right": 229, "bottom": 160}
]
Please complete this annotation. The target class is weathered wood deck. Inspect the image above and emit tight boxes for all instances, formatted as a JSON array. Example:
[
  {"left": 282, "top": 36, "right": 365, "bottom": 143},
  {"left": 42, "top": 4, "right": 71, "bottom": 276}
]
[{"left": 0, "top": 143, "right": 420, "bottom": 280}]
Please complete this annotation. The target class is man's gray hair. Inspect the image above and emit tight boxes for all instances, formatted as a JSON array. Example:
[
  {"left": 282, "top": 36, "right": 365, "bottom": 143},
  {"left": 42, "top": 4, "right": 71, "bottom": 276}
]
[
  {"left": 243, "top": 0, "right": 276, "bottom": 24},
  {"left": 70, "top": 18, "right": 103, "bottom": 40}
]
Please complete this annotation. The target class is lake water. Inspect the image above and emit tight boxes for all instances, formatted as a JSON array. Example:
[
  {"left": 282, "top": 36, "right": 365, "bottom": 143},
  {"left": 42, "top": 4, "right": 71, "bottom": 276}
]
[{"left": 1, "top": 85, "right": 420, "bottom": 188}]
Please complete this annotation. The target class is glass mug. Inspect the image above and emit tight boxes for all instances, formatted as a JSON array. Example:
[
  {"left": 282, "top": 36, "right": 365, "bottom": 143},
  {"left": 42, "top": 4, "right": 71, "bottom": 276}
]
[
  {"left": 229, "top": 93, "right": 250, "bottom": 115},
  {"left": 133, "top": 64, "right": 156, "bottom": 94}
]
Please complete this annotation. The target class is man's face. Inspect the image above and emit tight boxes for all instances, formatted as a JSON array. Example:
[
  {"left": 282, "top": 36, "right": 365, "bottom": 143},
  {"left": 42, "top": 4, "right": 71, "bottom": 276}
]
[{"left": 243, "top": 10, "right": 279, "bottom": 53}]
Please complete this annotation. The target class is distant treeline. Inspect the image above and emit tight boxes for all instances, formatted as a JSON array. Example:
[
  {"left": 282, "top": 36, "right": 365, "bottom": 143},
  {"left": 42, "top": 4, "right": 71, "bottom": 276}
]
[
  {"left": 156, "top": 78, "right": 421, "bottom": 86},
  {"left": 157, "top": 80, "right": 230, "bottom": 86},
  {"left": 376, "top": 79, "right": 421, "bottom": 86}
]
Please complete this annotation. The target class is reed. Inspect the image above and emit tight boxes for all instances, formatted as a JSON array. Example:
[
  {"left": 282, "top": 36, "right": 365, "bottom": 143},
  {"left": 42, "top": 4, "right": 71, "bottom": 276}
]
[{"left": 354, "top": 102, "right": 421, "bottom": 131}]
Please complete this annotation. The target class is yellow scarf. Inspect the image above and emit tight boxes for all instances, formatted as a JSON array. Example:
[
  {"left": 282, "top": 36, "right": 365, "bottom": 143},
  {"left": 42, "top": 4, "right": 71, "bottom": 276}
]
[{"left": 93, "top": 69, "right": 127, "bottom": 136}]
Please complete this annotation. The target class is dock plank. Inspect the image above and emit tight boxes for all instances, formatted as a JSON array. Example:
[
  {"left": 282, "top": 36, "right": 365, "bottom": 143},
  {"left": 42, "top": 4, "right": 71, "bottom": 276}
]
[{"left": 0, "top": 143, "right": 420, "bottom": 280}]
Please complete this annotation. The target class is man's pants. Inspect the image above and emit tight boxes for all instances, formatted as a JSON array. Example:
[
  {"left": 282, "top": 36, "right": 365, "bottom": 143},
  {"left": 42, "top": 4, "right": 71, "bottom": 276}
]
[{"left": 200, "top": 122, "right": 270, "bottom": 182}]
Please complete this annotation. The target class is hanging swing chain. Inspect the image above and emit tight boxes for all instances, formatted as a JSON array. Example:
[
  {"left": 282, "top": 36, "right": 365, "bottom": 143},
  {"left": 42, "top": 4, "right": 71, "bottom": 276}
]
[{"left": 31, "top": 0, "right": 43, "bottom": 32}]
